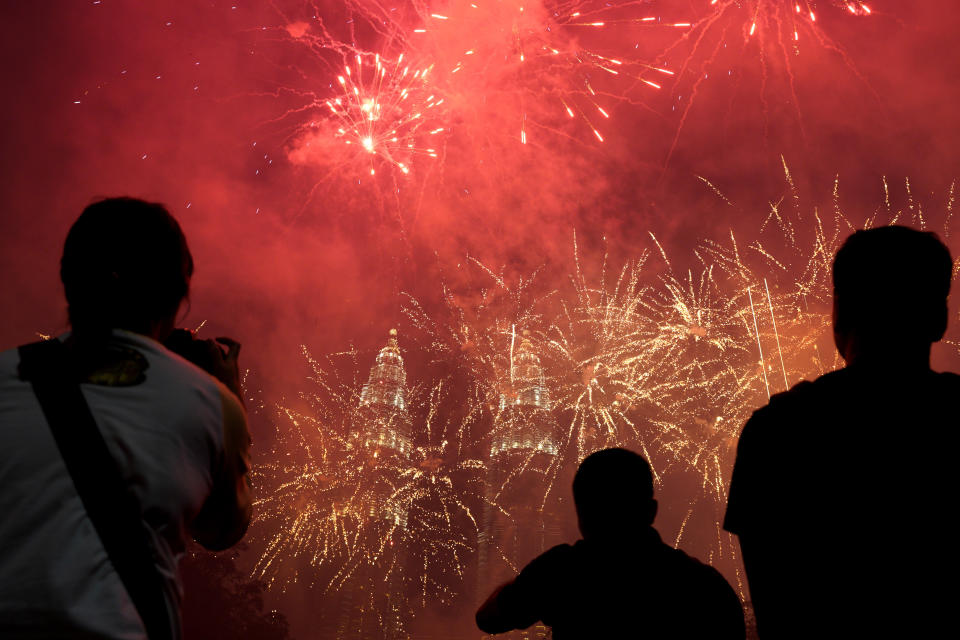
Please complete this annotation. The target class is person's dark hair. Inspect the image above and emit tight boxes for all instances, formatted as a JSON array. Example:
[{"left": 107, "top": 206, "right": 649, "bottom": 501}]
[
  {"left": 573, "top": 448, "right": 655, "bottom": 534},
  {"left": 61, "top": 197, "right": 193, "bottom": 344},
  {"left": 833, "top": 225, "right": 952, "bottom": 344}
]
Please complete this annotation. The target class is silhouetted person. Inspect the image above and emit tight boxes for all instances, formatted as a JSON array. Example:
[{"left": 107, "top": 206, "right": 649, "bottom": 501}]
[
  {"left": 725, "top": 225, "right": 958, "bottom": 638},
  {"left": 0, "top": 198, "right": 251, "bottom": 639},
  {"left": 476, "top": 448, "right": 745, "bottom": 638}
]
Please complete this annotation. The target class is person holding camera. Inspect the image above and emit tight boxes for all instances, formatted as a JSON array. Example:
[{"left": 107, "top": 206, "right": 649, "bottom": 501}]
[{"left": 0, "top": 198, "right": 252, "bottom": 639}]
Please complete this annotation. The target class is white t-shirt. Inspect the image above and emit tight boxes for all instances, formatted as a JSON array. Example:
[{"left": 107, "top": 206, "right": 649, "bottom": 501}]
[{"left": 0, "top": 330, "right": 247, "bottom": 639}]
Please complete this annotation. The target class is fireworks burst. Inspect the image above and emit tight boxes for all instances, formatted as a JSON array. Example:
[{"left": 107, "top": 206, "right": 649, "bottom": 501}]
[
  {"left": 661, "top": 0, "right": 874, "bottom": 164},
  {"left": 275, "top": 29, "right": 448, "bottom": 181},
  {"left": 415, "top": 0, "right": 687, "bottom": 145},
  {"left": 274, "top": 0, "right": 688, "bottom": 184},
  {"left": 542, "top": 244, "right": 678, "bottom": 472},
  {"left": 251, "top": 159, "right": 959, "bottom": 626},
  {"left": 325, "top": 53, "right": 446, "bottom": 176},
  {"left": 707, "top": 1, "right": 872, "bottom": 42},
  {"left": 250, "top": 346, "right": 377, "bottom": 591},
  {"left": 400, "top": 239, "right": 763, "bottom": 573},
  {"left": 250, "top": 340, "right": 493, "bottom": 632}
]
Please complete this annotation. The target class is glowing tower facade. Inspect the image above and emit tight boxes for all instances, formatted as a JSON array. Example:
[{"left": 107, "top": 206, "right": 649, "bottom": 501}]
[
  {"left": 491, "top": 332, "right": 556, "bottom": 456},
  {"left": 334, "top": 329, "right": 413, "bottom": 639},
  {"left": 359, "top": 328, "right": 412, "bottom": 455},
  {"left": 478, "top": 331, "right": 563, "bottom": 640}
]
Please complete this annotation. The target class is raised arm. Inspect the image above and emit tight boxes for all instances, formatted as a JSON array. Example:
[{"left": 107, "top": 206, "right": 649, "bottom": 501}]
[
  {"left": 476, "top": 582, "right": 519, "bottom": 634},
  {"left": 476, "top": 547, "right": 562, "bottom": 634},
  {"left": 191, "top": 387, "right": 252, "bottom": 550}
]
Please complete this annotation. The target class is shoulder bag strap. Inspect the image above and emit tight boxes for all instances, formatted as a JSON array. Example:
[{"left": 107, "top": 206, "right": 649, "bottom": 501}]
[{"left": 18, "top": 339, "right": 173, "bottom": 640}]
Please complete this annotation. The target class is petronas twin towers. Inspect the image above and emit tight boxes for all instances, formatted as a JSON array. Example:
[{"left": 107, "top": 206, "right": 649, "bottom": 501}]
[
  {"left": 358, "top": 327, "right": 555, "bottom": 458},
  {"left": 355, "top": 327, "right": 560, "bottom": 639}
]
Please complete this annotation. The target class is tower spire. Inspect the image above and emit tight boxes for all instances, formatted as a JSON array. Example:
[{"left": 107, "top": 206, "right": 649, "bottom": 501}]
[
  {"left": 360, "top": 328, "right": 406, "bottom": 412},
  {"left": 501, "top": 329, "right": 550, "bottom": 411},
  {"left": 359, "top": 328, "right": 411, "bottom": 454},
  {"left": 480, "top": 328, "right": 562, "bottom": 597},
  {"left": 492, "top": 329, "right": 555, "bottom": 456}
]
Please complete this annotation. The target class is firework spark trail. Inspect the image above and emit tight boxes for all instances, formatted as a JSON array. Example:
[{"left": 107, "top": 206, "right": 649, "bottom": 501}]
[
  {"left": 713, "top": 1, "right": 873, "bottom": 41},
  {"left": 249, "top": 344, "right": 493, "bottom": 617},
  {"left": 701, "top": 220, "right": 836, "bottom": 385},
  {"left": 252, "top": 154, "right": 958, "bottom": 622},
  {"left": 326, "top": 53, "right": 445, "bottom": 175},
  {"left": 658, "top": 9, "right": 732, "bottom": 171},
  {"left": 250, "top": 346, "right": 369, "bottom": 590},
  {"left": 411, "top": 0, "right": 686, "bottom": 145},
  {"left": 747, "top": 286, "right": 771, "bottom": 398},
  {"left": 281, "top": 43, "right": 448, "bottom": 178},
  {"left": 270, "top": 0, "right": 689, "bottom": 190},
  {"left": 247, "top": 1, "right": 453, "bottom": 192},
  {"left": 660, "top": 0, "right": 873, "bottom": 168},
  {"left": 766, "top": 277, "right": 791, "bottom": 389}
]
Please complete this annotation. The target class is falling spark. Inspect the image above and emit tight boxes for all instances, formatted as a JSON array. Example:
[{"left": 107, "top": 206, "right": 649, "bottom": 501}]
[
  {"left": 765, "top": 278, "right": 790, "bottom": 389},
  {"left": 662, "top": 0, "right": 874, "bottom": 167},
  {"left": 414, "top": 0, "right": 683, "bottom": 145}
]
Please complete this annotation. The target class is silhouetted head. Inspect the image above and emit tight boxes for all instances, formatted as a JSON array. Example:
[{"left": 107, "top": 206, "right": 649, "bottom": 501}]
[
  {"left": 573, "top": 448, "right": 657, "bottom": 540},
  {"left": 61, "top": 197, "right": 193, "bottom": 343},
  {"left": 832, "top": 226, "right": 952, "bottom": 366}
]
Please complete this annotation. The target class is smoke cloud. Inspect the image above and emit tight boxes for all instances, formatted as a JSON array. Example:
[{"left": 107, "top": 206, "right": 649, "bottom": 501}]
[{"left": 1, "top": 1, "right": 958, "bottom": 637}]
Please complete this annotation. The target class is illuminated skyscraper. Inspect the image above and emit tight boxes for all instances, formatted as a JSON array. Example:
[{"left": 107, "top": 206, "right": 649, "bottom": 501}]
[
  {"left": 478, "top": 331, "right": 563, "bottom": 640},
  {"left": 491, "top": 331, "right": 557, "bottom": 457},
  {"left": 500, "top": 331, "right": 550, "bottom": 410},
  {"left": 357, "top": 327, "right": 416, "bottom": 530},
  {"left": 359, "top": 328, "right": 412, "bottom": 455},
  {"left": 333, "top": 329, "right": 413, "bottom": 639}
]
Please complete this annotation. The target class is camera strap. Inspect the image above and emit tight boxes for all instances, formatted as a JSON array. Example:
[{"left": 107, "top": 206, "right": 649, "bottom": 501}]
[{"left": 18, "top": 339, "right": 174, "bottom": 640}]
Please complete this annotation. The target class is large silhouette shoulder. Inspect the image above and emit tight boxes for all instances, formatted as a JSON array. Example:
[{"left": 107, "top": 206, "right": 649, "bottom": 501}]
[
  {"left": 728, "top": 367, "right": 960, "bottom": 532},
  {"left": 491, "top": 533, "right": 743, "bottom": 638},
  {"left": 726, "top": 366, "right": 960, "bottom": 637}
]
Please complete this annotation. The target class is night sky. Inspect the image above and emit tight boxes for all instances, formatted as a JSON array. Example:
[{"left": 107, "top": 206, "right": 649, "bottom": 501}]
[{"left": 1, "top": 2, "right": 958, "bottom": 638}]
